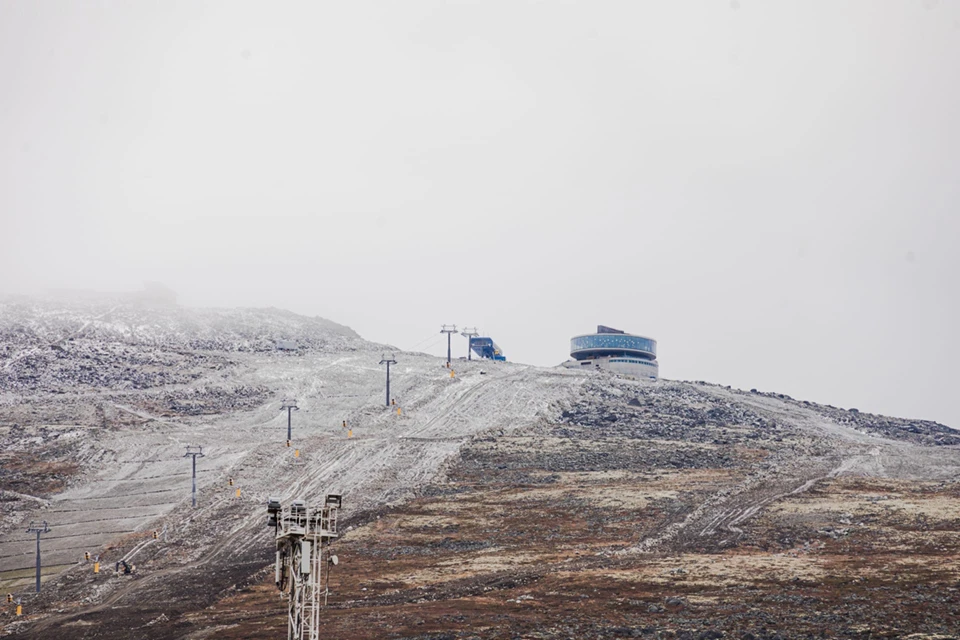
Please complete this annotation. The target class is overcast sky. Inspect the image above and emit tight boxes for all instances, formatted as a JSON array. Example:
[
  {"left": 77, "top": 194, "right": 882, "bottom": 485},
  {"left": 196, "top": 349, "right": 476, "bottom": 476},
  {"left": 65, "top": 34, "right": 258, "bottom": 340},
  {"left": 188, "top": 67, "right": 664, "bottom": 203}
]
[{"left": 1, "top": 1, "right": 958, "bottom": 427}]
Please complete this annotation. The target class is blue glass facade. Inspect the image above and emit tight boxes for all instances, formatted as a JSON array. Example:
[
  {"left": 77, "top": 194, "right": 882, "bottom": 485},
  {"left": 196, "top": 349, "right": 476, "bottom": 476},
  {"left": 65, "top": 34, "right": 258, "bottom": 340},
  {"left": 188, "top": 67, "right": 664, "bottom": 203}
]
[{"left": 570, "top": 334, "right": 657, "bottom": 360}]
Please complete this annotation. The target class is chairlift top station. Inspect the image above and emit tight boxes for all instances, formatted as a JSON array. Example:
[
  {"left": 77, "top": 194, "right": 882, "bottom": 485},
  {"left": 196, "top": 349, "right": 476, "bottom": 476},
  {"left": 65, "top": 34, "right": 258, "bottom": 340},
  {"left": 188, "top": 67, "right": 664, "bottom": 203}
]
[
  {"left": 440, "top": 325, "right": 507, "bottom": 362},
  {"left": 458, "top": 326, "right": 506, "bottom": 362},
  {"left": 468, "top": 336, "right": 506, "bottom": 361}
]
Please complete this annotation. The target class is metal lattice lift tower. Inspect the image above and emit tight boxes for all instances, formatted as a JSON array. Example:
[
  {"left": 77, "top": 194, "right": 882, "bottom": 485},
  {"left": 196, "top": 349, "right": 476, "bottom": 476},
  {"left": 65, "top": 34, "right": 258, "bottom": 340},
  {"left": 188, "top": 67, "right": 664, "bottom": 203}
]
[
  {"left": 25, "top": 521, "right": 51, "bottom": 593},
  {"left": 379, "top": 353, "right": 397, "bottom": 407},
  {"left": 268, "top": 495, "right": 342, "bottom": 640},
  {"left": 460, "top": 327, "right": 479, "bottom": 360},
  {"left": 184, "top": 446, "right": 205, "bottom": 507},
  {"left": 281, "top": 399, "right": 300, "bottom": 443},
  {"left": 440, "top": 324, "right": 457, "bottom": 365}
]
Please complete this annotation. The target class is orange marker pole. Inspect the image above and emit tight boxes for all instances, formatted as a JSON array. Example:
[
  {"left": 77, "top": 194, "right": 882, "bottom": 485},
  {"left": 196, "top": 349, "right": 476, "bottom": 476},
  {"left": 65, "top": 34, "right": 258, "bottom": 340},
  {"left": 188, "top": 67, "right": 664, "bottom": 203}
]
[
  {"left": 294, "top": 449, "right": 300, "bottom": 458},
  {"left": 235, "top": 488, "right": 241, "bottom": 498}
]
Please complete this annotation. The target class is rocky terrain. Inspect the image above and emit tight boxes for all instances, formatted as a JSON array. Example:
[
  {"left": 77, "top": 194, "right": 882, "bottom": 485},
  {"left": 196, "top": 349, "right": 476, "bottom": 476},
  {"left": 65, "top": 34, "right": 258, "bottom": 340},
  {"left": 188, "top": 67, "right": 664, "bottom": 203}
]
[
  {"left": 0, "top": 296, "right": 958, "bottom": 638},
  {"left": 189, "top": 382, "right": 960, "bottom": 639}
]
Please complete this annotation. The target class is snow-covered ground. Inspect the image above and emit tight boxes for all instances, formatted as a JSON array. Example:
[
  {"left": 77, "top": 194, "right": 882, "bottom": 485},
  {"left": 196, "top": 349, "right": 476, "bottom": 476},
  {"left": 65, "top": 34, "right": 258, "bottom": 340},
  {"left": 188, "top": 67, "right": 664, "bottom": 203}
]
[
  {"left": 0, "top": 305, "right": 590, "bottom": 589},
  {"left": 2, "top": 296, "right": 957, "bottom": 614}
]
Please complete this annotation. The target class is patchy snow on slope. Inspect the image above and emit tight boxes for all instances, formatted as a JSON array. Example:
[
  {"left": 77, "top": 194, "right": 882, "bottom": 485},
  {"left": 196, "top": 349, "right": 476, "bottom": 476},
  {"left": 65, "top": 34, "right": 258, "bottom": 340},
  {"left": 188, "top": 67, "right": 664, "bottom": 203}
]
[{"left": 2, "top": 297, "right": 958, "bottom": 634}]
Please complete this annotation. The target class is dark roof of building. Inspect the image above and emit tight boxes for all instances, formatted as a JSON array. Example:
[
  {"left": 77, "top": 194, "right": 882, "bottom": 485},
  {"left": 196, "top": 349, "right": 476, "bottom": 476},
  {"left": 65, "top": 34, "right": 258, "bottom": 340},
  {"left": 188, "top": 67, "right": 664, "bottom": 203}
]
[{"left": 596, "top": 325, "right": 625, "bottom": 334}]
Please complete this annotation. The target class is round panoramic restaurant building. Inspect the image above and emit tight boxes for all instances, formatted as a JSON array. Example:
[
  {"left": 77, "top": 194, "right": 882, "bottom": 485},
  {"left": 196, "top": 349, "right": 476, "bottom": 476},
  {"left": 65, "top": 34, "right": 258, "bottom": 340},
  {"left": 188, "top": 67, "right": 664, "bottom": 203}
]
[{"left": 567, "top": 325, "right": 659, "bottom": 379}]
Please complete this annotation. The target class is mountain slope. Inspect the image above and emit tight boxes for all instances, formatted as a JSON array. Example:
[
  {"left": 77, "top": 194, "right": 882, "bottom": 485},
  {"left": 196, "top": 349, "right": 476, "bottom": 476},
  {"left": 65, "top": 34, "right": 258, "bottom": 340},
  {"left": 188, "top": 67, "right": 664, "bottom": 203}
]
[{"left": 0, "top": 300, "right": 957, "bottom": 639}]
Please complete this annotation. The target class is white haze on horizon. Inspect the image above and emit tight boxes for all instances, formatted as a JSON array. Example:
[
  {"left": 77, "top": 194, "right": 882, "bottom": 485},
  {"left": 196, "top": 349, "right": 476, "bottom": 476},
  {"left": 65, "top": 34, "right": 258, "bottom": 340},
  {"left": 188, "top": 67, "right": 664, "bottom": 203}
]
[{"left": 1, "top": 1, "right": 958, "bottom": 427}]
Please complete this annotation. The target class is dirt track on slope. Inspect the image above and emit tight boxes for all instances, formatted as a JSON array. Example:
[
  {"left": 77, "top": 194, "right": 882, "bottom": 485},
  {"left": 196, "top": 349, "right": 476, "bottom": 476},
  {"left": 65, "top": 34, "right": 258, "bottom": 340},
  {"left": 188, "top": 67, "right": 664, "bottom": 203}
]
[
  {"left": 1, "top": 354, "right": 587, "bottom": 637},
  {"left": 3, "top": 350, "right": 959, "bottom": 639},
  {"left": 183, "top": 418, "right": 960, "bottom": 639}
]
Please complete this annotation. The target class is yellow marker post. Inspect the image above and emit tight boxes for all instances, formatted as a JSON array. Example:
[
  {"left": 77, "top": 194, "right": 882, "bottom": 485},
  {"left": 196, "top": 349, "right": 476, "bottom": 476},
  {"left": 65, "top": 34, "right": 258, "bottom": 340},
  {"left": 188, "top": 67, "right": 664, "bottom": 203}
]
[
  {"left": 397, "top": 407, "right": 402, "bottom": 415},
  {"left": 347, "top": 429, "right": 352, "bottom": 438},
  {"left": 16, "top": 604, "right": 22, "bottom": 616},
  {"left": 294, "top": 449, "right": 300, "bottom": 458},
  {"left": 235, "top": 488, "right": 241, "bottom": 498},
  {"left": 450, "top": 370, "right": 456, "bottom": 378},
  {"left": 94, "top": 561, "right": 100, "bottom": 574}
]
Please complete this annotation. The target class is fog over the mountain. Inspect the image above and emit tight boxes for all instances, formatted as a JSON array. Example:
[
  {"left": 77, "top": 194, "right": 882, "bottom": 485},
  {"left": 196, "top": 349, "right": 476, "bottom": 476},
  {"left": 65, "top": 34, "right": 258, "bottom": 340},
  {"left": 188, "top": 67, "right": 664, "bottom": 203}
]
[{"left": 1, "top": 1, "right": 958, "bottom": 428}]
